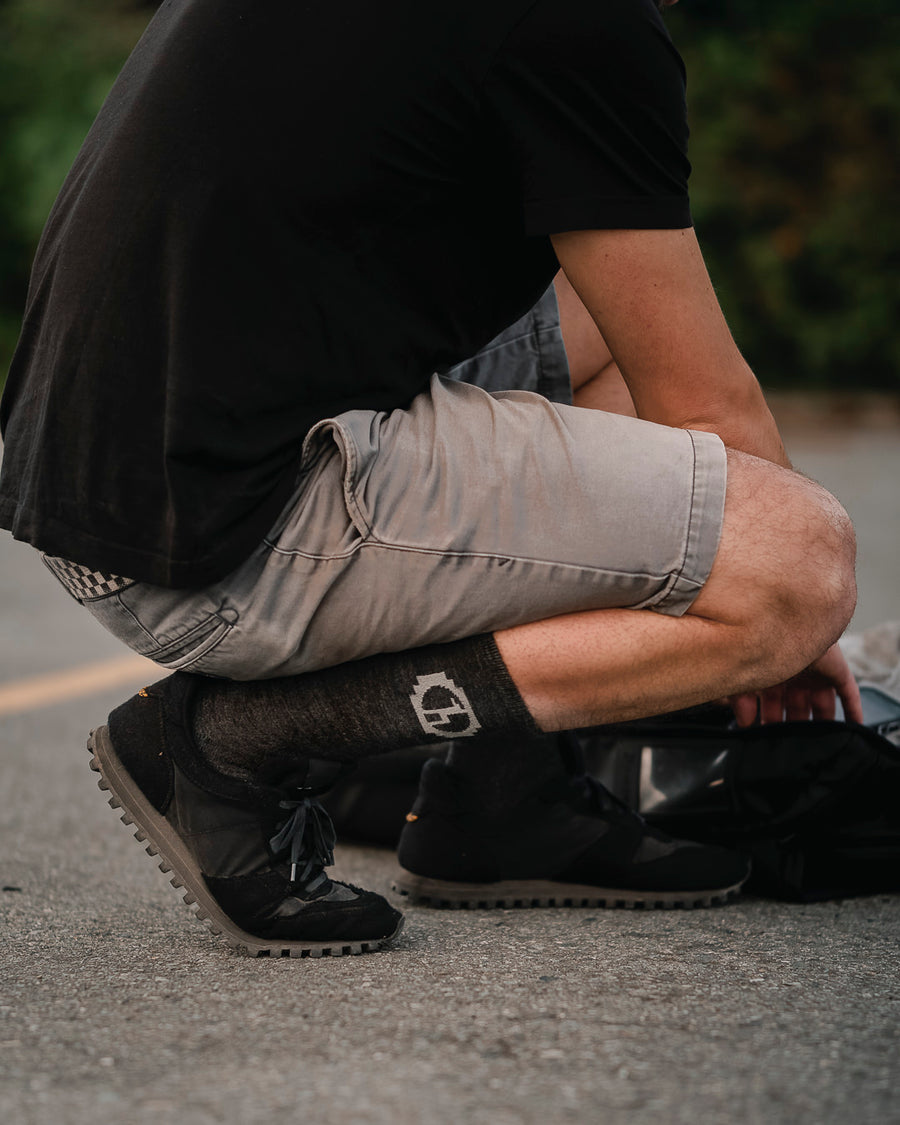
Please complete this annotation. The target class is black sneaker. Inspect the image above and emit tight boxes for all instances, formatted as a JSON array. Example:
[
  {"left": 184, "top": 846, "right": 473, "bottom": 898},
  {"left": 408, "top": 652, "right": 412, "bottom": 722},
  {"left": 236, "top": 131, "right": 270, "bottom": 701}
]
[
  {"left": 393, "top": 756, "right": 750, "bottom": 909},
  {"left": 88, "top": 674, "right": 403, "bottom": 957}
]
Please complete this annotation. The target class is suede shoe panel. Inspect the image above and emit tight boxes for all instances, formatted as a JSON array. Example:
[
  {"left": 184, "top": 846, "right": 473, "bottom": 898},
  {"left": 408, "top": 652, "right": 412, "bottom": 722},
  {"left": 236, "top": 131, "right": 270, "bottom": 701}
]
[
  {"left": 258, "top": 888, "right": 403, "bottom": 943},
  {"left": 107, "top": 689, "right": 174, "bottom": 814},
  {"left": 203, "top": 873, "right": 400, "bottom": 943}
]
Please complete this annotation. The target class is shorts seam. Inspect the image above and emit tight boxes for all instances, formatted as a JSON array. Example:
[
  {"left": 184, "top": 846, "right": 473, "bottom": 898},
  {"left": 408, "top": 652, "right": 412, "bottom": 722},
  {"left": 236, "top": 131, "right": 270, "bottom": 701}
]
[
  {"left": 258, "top": 530, "right": 675, "bottom": 581},
  {"left": 533, "top": 286, "right": 571, "bottom": 404},
  {"left": 352, "top": 534, "right": 678, "bottom": 584},
  {"left": 535, "top": 324, "right": 570, "bottom": 403},
  {"left": 261, "top": 539, "right": 365, "bottom": 563},
  {"left": 533, "top": 323, "right": 550, "bottom": 399}
]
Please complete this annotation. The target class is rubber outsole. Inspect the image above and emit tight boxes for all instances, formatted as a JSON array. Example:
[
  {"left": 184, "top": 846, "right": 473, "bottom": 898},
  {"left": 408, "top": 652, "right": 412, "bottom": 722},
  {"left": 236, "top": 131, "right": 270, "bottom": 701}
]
[
  {"left": 88, "top": 726, "right": 403, "bottom": 958},
  {"left": 391, "top": 870, "right": 745, "bottom": 911}
]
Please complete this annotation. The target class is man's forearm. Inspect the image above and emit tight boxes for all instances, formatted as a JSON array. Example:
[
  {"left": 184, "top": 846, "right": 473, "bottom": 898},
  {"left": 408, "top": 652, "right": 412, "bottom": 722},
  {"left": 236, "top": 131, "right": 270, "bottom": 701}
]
[
  {"left": 551, "top": 227, "right": 792, "bottom": 471},
  {"left": 647, "top": 367, "right": 792, "bottom": 470}
]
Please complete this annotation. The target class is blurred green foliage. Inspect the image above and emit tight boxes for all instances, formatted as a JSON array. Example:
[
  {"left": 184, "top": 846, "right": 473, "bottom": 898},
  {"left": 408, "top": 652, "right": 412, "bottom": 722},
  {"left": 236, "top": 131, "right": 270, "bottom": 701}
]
[
  {"left": 0, "top": 0, "right": 897, "bottom": 389},
  {"left": 0, "top": 0, "right": 155, "bottom": 381},
  {"left": 669, "top": 0, "right": 900, "bottom": 389}
]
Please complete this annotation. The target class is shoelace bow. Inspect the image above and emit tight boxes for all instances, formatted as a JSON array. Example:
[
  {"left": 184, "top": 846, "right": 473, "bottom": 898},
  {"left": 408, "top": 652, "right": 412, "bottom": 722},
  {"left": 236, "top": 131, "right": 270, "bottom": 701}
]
[{"left": 269, "top": 792, "right": 337, "bottom": 891}]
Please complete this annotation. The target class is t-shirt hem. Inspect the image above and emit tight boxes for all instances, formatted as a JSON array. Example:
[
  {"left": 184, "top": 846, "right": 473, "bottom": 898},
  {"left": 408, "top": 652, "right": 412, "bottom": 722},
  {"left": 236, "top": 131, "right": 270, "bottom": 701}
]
[
  {"left": 0, "top": 467, "right": 298, "bottom": 589},
  {"left": 525, "top": 195, "right": 692, "bottom": 237}
]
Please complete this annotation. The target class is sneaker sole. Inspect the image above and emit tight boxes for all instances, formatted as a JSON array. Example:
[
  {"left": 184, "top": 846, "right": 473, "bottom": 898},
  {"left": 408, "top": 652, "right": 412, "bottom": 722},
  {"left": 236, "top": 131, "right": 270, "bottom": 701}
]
[
  {"left": 391, "top": 870, "right": 745, "bottom": 910},
  {"left": 88, "top": 726, "right": 403, "bottom": 958}
]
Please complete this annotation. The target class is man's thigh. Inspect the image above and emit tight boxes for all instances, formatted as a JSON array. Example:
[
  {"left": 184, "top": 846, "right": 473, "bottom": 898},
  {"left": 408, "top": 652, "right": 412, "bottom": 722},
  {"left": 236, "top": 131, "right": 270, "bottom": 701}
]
[{"left": 79, "top": 376, "right": 726, "bottom": 680}]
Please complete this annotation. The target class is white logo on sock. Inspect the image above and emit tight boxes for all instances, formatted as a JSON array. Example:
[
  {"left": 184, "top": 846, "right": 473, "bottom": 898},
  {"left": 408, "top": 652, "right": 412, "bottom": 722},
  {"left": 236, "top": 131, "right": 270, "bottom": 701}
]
[{"left": 409, "top": 672, "right": 482, "bottom": 738}]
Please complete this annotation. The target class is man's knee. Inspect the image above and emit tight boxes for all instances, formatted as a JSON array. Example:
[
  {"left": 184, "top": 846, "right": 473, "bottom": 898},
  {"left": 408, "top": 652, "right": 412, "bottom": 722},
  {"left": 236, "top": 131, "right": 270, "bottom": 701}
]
[{"left": 691, "top": 448, "right": 857, "bottom": 678}]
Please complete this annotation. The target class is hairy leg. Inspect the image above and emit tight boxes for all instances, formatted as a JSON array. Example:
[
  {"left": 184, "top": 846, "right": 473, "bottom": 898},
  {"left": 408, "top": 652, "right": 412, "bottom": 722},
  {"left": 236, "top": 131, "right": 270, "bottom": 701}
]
[{"left": 496, "top": 448, "right": 857, "bottom": 730}]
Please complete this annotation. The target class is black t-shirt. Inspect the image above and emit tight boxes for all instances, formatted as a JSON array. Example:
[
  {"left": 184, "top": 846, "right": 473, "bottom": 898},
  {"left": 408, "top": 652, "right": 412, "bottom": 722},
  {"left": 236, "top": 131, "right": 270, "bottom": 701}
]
[{"left": 0, "top": 0, "right": 691, "bottom": 587}]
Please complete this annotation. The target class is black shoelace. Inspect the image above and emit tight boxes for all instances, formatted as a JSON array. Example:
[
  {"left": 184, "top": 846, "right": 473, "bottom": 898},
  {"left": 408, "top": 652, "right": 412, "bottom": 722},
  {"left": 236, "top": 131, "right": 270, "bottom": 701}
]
[{"left": 269, "top": 792, "right": 337, "bottom": 893}]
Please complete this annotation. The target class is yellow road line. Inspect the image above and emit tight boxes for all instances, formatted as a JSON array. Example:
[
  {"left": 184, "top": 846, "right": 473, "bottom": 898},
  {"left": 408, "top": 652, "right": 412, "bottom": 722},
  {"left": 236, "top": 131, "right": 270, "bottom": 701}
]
[{"left": 0, "top": 654, "right": 159, "bottom": 717}]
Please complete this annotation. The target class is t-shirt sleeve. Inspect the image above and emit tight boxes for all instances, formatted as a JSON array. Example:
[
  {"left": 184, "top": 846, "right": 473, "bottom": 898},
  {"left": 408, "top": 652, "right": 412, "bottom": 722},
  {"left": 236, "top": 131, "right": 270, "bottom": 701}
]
[{"left": 482, "top": 0, "right": 692, "bottom": 235}]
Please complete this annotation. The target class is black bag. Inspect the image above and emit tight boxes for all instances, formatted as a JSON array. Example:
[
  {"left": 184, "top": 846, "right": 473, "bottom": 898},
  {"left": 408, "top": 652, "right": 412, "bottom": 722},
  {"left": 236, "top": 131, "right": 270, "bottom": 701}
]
[
  {"left": 320, "top": 745, "right": 444, "bottom": 847},
  {"left": 583, "top": 686, "right": 900, "bottom": 901},
  {"left": 321, "top": 687, "right": 900, "bottom": 903}
]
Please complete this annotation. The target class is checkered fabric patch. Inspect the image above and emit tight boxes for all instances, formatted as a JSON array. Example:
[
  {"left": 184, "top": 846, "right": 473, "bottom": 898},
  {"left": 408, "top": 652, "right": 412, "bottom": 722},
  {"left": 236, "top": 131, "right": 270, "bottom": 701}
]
[{"left": 42, "top": 555, "right": 135, "bottom": 602}]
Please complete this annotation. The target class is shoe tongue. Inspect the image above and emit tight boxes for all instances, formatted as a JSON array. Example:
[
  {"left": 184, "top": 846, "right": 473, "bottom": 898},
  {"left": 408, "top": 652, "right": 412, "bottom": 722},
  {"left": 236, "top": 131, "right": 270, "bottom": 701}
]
[
  {"left": 256, "top": 754, "right": 350, "bottom": 795},
  {"left": 256, "top": 753, "right": 311, "bottom": 790}
]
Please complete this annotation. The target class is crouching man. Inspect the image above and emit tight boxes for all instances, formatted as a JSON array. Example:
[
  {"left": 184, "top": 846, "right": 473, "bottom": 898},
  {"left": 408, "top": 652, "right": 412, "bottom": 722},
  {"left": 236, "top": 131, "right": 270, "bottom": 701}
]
[{"left": 0, "top": 0, "right": 859, "bottom": 955}]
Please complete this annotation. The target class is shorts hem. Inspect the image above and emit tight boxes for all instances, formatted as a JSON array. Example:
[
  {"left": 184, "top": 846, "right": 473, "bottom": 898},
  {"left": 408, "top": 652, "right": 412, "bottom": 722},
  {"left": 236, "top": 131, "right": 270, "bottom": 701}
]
[{"left": 649, "top": 429, "right": 727, "bottom": 617}]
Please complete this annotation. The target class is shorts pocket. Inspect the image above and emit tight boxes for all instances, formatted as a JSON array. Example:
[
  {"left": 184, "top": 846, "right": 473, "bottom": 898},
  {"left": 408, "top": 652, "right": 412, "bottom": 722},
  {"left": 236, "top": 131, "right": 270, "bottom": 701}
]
[
  {"left": 83, "top": 583, "right": 237, "bottom": 672},
  {"left": 147, "top": 614, "right": 234, "bottom": 671}
]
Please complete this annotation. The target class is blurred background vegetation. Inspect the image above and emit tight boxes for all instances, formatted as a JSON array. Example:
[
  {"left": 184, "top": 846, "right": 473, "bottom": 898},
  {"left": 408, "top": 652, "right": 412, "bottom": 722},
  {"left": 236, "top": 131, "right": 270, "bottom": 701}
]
[{"left": 0, "top": 0, "right": 897, "bottom": 390}]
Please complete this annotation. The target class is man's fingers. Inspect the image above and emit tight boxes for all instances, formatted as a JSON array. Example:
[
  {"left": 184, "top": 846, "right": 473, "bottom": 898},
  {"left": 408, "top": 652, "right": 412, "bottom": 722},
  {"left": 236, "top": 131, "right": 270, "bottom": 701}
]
[
  {"left": 785, "top": 687, "right": 813, "bottom": 722},
  {"left": 730, "top": 658, "right": 863, "bottom": 727},
  {"left": 760, "top": 686, "right": 786, "bottom": 725},
  {"left": 730, "top": 693, "right": 759, "bottom": 728},
  {"left": 838, "top": 676, "right": 864, "bottom": 724},
  {"left": 809, "top": 685, "right": 837, "bottom": 722}
]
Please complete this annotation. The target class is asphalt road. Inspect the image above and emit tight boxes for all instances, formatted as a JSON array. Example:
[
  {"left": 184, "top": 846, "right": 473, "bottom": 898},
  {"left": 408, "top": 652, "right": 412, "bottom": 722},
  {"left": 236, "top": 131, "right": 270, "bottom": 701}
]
[{"left": 1, "top": 413, "right": 898, "bottom": 1125}]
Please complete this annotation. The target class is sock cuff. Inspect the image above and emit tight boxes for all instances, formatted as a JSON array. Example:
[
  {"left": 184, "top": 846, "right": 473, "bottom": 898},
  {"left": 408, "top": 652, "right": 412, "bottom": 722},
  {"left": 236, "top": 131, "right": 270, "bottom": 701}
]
[{"left": 469, "top": 633, "right": 542, "bottom": 737}]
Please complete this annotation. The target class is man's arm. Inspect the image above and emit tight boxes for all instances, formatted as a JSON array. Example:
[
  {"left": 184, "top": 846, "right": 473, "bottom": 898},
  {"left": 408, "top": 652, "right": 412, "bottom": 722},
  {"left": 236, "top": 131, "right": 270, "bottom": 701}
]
[
  {"left": 552, "top": 226, "right": 862, "bottom": 725},
  {"left": 551, "top": 227, "right": 791, "bottom": 467}
]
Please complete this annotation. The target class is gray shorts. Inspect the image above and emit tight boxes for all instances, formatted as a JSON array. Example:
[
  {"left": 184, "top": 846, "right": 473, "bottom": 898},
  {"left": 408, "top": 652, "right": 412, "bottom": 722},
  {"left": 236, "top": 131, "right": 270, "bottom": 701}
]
[{"left": 60, "top": 287, "right": 727, "bottom": 679}]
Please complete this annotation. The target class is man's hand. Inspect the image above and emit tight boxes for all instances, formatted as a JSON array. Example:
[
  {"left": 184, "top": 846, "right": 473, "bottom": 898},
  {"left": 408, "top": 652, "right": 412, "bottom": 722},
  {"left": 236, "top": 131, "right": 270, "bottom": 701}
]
[{"left": 729, "top": 642, "right": 863, "bottom": 727}]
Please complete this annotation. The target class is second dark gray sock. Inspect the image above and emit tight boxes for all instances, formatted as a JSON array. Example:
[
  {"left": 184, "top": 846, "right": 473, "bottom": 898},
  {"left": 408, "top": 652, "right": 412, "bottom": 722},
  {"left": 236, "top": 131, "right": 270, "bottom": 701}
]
[{"left": 444, "top": 730, "right": 575, "bottom": 813}]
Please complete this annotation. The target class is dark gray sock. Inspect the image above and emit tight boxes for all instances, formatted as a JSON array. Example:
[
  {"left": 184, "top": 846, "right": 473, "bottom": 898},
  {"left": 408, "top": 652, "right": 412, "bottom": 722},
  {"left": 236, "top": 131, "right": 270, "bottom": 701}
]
[
  {"left": 192, "top": 633, "right": 539, "bottom": 780},
  {"left": 444, "top": 731, "right": 575, "bottom": 813}
]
